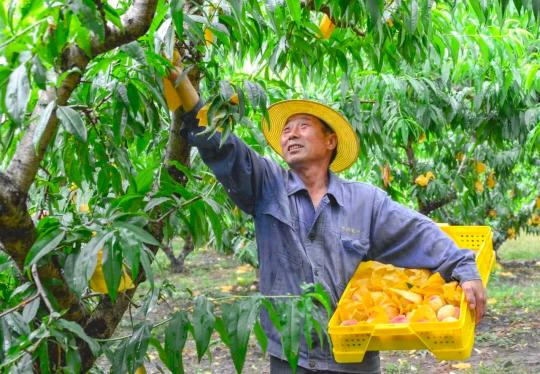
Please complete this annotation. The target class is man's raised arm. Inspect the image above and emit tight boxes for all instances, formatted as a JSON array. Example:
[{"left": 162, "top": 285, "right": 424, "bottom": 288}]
[{"left": 168, "top": 67, "right": 274, "bottom": 215}]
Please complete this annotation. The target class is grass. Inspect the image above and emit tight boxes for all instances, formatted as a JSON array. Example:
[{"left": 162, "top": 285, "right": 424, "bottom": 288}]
[
  {"left": 486, "top": 271, "right": 540, "bottom": 311},
  {"left": 497, "top": 233, "right": 540, "bottom": 261}
]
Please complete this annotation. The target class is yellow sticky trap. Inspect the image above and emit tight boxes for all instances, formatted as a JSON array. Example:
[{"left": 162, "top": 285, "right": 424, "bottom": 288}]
[
  {"left": 163, "top": 78, "right": 182, "bottom": 111},
  {"left": 89, "top": 250, "right": 135, "bottom": 294}
]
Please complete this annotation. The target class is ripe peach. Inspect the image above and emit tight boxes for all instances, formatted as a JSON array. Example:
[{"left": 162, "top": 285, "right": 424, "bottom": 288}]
[
  {"left": 340, "top": 319, "right": 358, "bottom": 326},
  {"left": 437, "top": 304, "right": 456, "bottom": 321},
  {"left": 442, "top": 316, "right": 458, "bottom": 322},
  {"left": 390, "top": 315, "right": 408, "bottom": 323},
  {"left": 427, "top": 295, "right": 444, "bottom": 312}
]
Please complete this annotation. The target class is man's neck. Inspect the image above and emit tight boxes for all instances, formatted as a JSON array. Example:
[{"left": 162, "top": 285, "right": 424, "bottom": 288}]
[{"left": 293, "top": 166, "right": 329, "bottom": 208}]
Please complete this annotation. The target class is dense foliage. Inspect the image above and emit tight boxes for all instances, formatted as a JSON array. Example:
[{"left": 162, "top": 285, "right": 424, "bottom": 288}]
[{"left": 0, "top": 0, "right": 539, "bottom": 372}]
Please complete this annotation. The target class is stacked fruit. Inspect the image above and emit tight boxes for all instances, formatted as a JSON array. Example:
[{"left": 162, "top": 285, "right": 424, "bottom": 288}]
[{"left": 339, "top": 261, "right": 462, "bottom": 326}]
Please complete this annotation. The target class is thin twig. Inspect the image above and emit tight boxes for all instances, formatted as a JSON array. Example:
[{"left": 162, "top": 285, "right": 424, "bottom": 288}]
[
  {"left": 95, "top": 92, "right": 113, "bottom": 110},
  {"left": 31, "top": 264, "right": 55, "bottom": 314},
  {"left": 0, "top": 293, "right": 40, "bottom": 319},
  {"left": 82, "top": 292, "right": 103, "bottom": 300},
  {"left": 95, "top": 293, "right": 303, "bottom": 343},
  {"left": 0, "top": 19, "right": 48, "bottom": 49},
  {"left": 153, "top": 182, "right": 218, "bottom": 223}
]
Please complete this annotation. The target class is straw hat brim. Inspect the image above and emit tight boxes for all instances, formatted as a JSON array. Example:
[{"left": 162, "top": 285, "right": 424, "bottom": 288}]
[{"left": 261, "top": 99, "right": 359, "bottom": 172}]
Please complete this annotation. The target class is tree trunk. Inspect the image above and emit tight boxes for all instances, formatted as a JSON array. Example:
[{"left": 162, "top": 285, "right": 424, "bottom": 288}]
[{"left": 162, "top": 235, "right": 195, "bottom": 273}]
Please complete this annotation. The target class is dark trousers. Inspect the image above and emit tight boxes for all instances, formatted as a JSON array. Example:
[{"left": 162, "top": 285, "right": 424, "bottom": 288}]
[{"left": 269, "top": 356, "right": 381, "bottom": 374}]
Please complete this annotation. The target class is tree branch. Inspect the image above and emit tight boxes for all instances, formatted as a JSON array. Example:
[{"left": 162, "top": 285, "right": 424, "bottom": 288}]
[
  {"left": 5, "top": 0, "right": 158, "bottom": 194},
  {"left": 0, "top": 293, "right": 39, "bottom": 319},
  {"left": 302, "top": 1, "right": 366, "bottom": 37},
  {"left": 419, "top": 191, "right": 457, "bottom": 215},
  {"left": 32, "top": 264, "right": 55, "bottom": 315}
]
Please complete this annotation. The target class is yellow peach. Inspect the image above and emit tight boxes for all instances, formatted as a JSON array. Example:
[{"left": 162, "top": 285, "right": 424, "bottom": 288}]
[
  {"left": 390, "top": 315, "right": 408, "bottom": 323},
  {"left": 442, "top": 316, "right": 458, "bottom": 322},
  {"left": 427, "top": 295, "right": 445, "bottom": 312},
  {"left": 437, "top": 304, "right": 456, "bottom": 321}
]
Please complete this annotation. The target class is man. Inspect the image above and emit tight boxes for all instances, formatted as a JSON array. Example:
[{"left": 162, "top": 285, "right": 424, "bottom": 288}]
[{"left": 168, "top": 67, "right": 486, "bottom": 374}]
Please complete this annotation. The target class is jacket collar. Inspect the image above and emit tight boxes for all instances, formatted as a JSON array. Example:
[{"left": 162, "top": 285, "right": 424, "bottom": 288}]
[{"left": 286, "top": 170, "right": 344, "bottom": 207}]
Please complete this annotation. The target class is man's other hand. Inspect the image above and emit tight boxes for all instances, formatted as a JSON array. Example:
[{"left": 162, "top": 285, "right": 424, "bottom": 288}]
[{"left": 461, "top": 279, "right": 486, "bottom": 324}]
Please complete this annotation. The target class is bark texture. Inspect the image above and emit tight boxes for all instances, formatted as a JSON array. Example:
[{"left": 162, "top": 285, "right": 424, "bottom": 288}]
[{"left": 0, "top": 0, "right": 159, "bottom": 370}]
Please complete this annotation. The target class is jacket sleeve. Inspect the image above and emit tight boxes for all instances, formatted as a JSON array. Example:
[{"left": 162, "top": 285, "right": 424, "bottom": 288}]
[
  {"left": 179, "top": 100, "right": 274, "bottom": 215},
  {"left": 367, "top": 189, "right": 481, "bottom": 284}
]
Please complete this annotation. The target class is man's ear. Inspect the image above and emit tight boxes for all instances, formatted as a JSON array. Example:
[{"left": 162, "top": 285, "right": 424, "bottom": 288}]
[{"left": 327, "top": 133, "right": 337, "bottom": 150}]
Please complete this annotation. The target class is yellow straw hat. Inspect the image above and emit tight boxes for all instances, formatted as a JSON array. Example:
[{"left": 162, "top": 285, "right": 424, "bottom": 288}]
[{"left": 261, "top": 99, "right": 360, "bottom": 172}]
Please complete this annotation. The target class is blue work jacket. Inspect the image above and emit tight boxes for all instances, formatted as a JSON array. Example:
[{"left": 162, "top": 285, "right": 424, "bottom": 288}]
[{"left": 181, "top": 102, "right": 480, "bottom": 373}]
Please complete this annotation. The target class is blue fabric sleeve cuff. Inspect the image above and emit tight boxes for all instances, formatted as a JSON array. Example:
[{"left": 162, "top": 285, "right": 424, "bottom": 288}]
[{"left": 179, "top": 100, "right": 204, "bottom": 138}]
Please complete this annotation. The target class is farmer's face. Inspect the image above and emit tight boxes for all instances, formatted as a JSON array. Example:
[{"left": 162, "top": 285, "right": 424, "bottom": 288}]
[{"left": 280, "top": 114, "right": 337, "bottom": 170}]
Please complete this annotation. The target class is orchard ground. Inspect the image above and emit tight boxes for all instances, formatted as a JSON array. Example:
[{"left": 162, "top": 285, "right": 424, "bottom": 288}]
[{"left": 94, "top": 234, "right": 540, "bottom": 374}]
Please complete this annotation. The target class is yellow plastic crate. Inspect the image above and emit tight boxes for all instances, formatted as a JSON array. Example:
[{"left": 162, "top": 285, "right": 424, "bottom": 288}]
[{"left": 328, "top": 225, "right": 495, "bottom": 363}]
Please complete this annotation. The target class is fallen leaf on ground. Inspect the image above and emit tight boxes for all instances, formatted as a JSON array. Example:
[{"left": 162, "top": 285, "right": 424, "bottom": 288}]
[
  {"left": 499, "top": 272, "right": 516, "bottom": 278},
  {"left": 451, "top": 362, "right": 472, "bottom": 370},
  {"left": 220, "top": 285, "right": 233, "bottom": 292},
  {"left": 235, "top": 264, "right": 253, "bottom": 274},
  {"left": 487, "top": 298, "right": 497, "bottom": 305}
]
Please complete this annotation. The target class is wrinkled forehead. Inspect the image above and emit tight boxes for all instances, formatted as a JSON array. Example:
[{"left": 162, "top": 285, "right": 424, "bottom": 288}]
[{"left": 285, "top": 113, "right": 322, "bottom": 125}]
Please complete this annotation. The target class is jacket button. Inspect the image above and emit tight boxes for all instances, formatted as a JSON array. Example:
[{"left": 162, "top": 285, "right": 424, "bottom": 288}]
[
  {"left": 308, "top": 233, "right": 315, "bottom": 240},
  {"left": 309, "top": 360, "right": 316, "bottom": 368}
]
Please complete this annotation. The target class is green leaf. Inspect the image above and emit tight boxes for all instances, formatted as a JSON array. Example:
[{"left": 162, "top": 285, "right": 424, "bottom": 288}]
[
  {"left": 102, "top": 241, "right": 122, "bottom": 302},
  {"left": 56, "top": 319, "right": 100, "bottom": 355},
  {"left": 170, "top": 0, "right": 184, "bottom": 41},
  {"left": 164, "top": 311, "right": 190, "bottom": 373},
  {"left": 21, "top": 296, "right": 40, "bottom": 323},
  {"left": 32, "top": 101, "right": 56, "bottom": 151},
  {"left": 191, "top": 296, "right": 215, "bottom": 361},
  {"left": 366, "top": 0, "right": 382, "bottom": 24},
  {"left": 37, "top": 340, "right": 51, "bottom": 373},
  {"left": 281, "top": 300, "right": 301, "bottom": 371},
  {"left": 144, "top": 197, "right": 171, "bottom": 212},
  {"left": 97, "top": 166, "right": 110, "bottom": 195},
  {"left": 113, "top": 221, "right": 161, "bottom": 246},
  {"left": 286, "top": 0, "right": 301, "bottom": 24},
  {"left": 65, "top": 232, "right": 114, "bottom": 295},
  {"left": 24, "top": 229, "right": 65, "bottom": 268},
  {"left": 253, "top": 320, "right": 267, "bottom": 353},
  {"left": 112, "top": 323, "right": 151, "bottom": 374},
  {"left": 121, "top": 42, "right": 147, "bottom": 64},
  {"left": 469, "top": 0, "right": 486, "bottom": 23},
  {"left": 205, "top": 204, "right": 223, "bottom": 250},
  {"left": 70, "top": 0, "right": 105, "bottom": 41},
  {"left": 31, "top": 55, "right": 47, "bottom": 89},
  {"left": 5, "top": 64, "right": 30, "bottom": 123},
  {"left": 57, "top": 106, "right": 87, "bottom": 142},
  {"left": 135, "top": 166, "right": 155, "bottom": 194},
  {"left": 217, "top": 297, "right": 261, "bottom": 373},
  {"left": 140, "top": 246, "right": 154, "bottom": 289},
  {"left": 103, "top": 2, "right": 123, "bottom": 29},
  {"left": 525, "top": 64, "right": 539, "bottom": 91}
]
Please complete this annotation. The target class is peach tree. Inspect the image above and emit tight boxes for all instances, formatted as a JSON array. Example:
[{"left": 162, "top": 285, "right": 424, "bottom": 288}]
[{"left": 0, "top": 0, "right": 539, "bottom": 372}]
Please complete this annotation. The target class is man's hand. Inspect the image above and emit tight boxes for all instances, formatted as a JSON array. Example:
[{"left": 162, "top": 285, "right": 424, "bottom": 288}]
[{"left": 461, "top": 279, "right": 486, "bottom": 324}]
